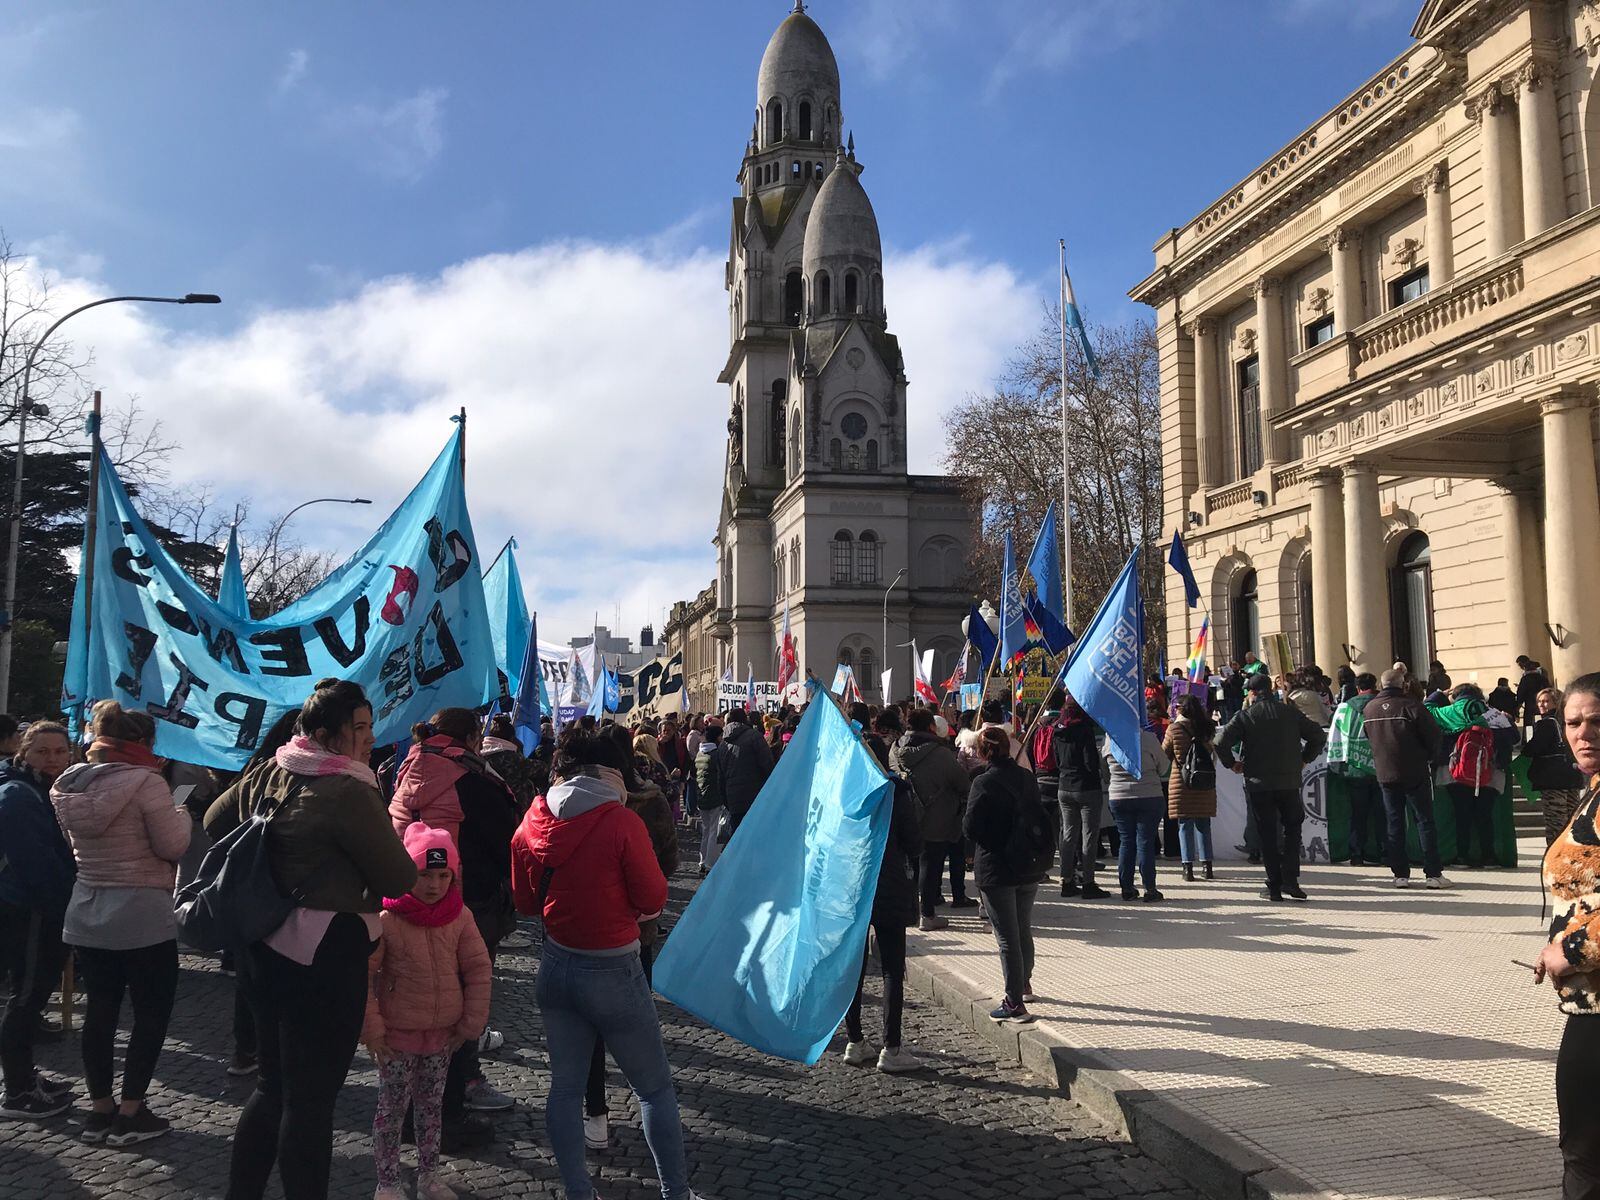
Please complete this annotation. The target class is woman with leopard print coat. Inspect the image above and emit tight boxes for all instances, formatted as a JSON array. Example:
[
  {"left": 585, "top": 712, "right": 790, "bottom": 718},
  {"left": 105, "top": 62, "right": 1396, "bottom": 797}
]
[{"left": 1534, "top": 673, "right": 1600, "bottom": 1199}]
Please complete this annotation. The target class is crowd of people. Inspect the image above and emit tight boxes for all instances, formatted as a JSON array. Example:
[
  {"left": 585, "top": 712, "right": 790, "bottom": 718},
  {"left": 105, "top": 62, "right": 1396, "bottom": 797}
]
[{"left": 0, "top": 646, "right": 1597, "bottom": 1196}]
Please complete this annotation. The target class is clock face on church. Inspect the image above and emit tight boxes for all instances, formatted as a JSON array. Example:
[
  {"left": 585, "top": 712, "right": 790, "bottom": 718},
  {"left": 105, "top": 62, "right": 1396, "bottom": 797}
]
[{"left": 840, "top": 413, "right": 867, "bottom": 439}]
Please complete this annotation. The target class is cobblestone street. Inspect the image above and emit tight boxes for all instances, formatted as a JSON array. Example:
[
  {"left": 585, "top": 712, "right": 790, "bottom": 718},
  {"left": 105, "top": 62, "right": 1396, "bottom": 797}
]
[{"left": 0, "top": 859, "right": 1197, "bottom": 1200}]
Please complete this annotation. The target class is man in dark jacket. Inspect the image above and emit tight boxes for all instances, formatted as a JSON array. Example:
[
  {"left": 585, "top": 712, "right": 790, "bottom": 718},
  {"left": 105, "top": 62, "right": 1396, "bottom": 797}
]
[
  {"left": 892, "top": 708, "right": 973, "bottom": 929},
  {"left": 1516, "top": 656, "right": 1553, "bottom": 729},
  {"left": 0, "top": 755, "right": 75, "bottom": 1117},
  {"left": 1048, "top": 696, "right": 1109, "bottom": 899},
  {"left": 1363, "top": 666, "right": 1446, "bottom": 889},
  {"left": 720, "top": 709, "right": 773, "bottom": 834},
  {"left": 1216, "top": 674, "right": 1327, "bottom": 901}
]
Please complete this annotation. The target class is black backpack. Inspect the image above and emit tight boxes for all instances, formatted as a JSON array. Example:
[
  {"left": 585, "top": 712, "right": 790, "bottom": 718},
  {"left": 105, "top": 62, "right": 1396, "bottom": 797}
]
[
  {"left": 174, "top": 792, "right": 318, "bottom": 953},
  {"left": 1180, "top": 734, "right": 1217, "bottom": 791},
  {"left": 1004, "top": 787, "right": 1057, "bottom": 877}
]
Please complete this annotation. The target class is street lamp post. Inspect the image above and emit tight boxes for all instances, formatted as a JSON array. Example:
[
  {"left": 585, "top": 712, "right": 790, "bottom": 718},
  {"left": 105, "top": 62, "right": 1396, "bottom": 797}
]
[
  {"left": 0, "top": 292, "right": 221, "bottom": 711},
  {"left": 882, "top": 566, "right": 906, "bottom": 702},
  {"left": 263, "top": 496, "right": 374, "bottom": 602}
]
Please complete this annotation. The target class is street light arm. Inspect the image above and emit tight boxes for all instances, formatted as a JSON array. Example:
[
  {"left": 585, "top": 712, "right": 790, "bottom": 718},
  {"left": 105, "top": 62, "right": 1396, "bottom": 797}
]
[{"left": 19, "top": 295, "right": 213, "bottom": 399}]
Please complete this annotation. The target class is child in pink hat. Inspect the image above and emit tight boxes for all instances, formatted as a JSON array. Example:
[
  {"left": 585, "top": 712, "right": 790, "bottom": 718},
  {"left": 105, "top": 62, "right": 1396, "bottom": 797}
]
[{"left": 363, "top": 822, "right": 491, "bottom": 1200}]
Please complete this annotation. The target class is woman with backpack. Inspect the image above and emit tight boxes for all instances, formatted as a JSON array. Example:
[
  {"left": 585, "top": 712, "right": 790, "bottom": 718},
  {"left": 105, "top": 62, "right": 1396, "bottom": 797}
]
[
  {"left": 1101, "top": 727, "right": 1171, "bottom": 902},
  {"left": 205, "top": 679, "right": 417, "bottom": 1200},
  {"left": 1162, "top": 695, "right": 1217, "bottom": 882},
  {"left": 51, "top": 702, "right": 191, "bottom": 1146},
  {"left": 1527, "top": 688, "right": 1584, "bottom": 845},
  {"left": 1430, "top": 683, "right": 1517, "bottom": 869},
  {"left": 962, "top": 727, "right": 1049, "bottom": 1023}
]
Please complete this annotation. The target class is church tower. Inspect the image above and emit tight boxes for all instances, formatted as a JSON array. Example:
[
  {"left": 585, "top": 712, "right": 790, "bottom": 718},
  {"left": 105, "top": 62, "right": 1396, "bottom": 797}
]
[{"left": 710, "top": 3, "right": 971, "bottom": 700}]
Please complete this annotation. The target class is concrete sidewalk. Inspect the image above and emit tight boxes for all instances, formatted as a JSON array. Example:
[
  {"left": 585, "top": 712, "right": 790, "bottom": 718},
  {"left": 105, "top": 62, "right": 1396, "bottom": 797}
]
[{"left": 905, "top": 841, "right": 1562, "bottom": 1200}]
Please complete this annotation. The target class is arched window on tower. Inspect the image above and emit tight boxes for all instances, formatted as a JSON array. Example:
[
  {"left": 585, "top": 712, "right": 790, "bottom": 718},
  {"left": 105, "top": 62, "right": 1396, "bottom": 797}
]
[
  {"left": 799, "top": 101, "right": 813, "bottom": 140},
  {"left": 784, "top": 271, "right": 803, "bottom": 326},
  {"left": 829, "top": 437, "right": 842, "bottom": 469},
  {"left": 872, "top": 272, "right": 883, "bottom": 314},
  {"left": 859, "top": 647, "right": 876, "bottom": 697},
  {"left": 769, "top": 382, "right": 786, "bottom": 467},
  {"left": 844, "top": 271, "right": 860, "bottom": 313},
  {"left": 791, "top": 536, "right": 801, "bottom": 588},
  {"left": 856, "top": 530, "right": 880, "bottom": 585},
  {"left": 790, "top": 410, "right": 802, "bottom": 478},
  {"left": 866, "top": 439, "right": 879, "bottom": 471},
  {"left": 766, "top": 98, "right": 783, "bottom": 145},
  {"left": 830, "top": 530, "right": 853, "bottom": 584},
  {"left": 817, "top": 271, "right": 832, "bottom": 315},
  {"left": 791, "top": 160, "right": 801, "bottom": 180},
  {"left": 814, "top": 162, "right": 824, "bottom": 181}
]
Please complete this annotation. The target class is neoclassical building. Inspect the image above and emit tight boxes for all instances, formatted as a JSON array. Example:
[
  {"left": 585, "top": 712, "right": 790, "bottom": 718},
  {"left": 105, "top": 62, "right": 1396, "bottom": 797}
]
[
  {"left": 664, "top": 3, "right": 975, "bottom": 699},
  {"left": 1133, "top": 0, "right": 1600, "bottom": 686}
]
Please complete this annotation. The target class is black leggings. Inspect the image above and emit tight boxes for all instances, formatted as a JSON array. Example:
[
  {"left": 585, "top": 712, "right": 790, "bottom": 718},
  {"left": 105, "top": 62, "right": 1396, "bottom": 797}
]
[
  {"left": 845, "top": 922, "right": 906, "bottom": 1049},
  {"left": 75, "top": 941, "right": 179, "bottom": 1103},
  {"left": 586, "top": 943, "right": 654, "bottom": 1117},
  {"left": 0, "top": 903, "right": 65, "bottom": 1098},
  {"left": 1559, "top": 1016, "right": 1600, "bottom": 1199},
  {"left": 228, "top": 914, "right": 374, "bottom": 1200}
]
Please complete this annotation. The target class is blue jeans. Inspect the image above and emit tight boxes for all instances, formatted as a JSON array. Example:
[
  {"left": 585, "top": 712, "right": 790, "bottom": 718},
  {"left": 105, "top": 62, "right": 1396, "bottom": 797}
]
[
  {"left": 1379, "top": 780, "right": 1442, "bottom": 879},
  {"left": 537, "top": 941, "right": 690, "bottom": 1200},
  {"left": 1177, "top": 817, "right": 1212, "bottom": 864},
  {"left": 1110, "top": 796, "right": 1163, "bottom": 892}
]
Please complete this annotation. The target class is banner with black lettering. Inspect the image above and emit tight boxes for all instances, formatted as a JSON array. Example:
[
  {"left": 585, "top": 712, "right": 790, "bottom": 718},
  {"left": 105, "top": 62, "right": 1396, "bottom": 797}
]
[{"left": 63, "top": 429, "right": 499, "bottom": 769}]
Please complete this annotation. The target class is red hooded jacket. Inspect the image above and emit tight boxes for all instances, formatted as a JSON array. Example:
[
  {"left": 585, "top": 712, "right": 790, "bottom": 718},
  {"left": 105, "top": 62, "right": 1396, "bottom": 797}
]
[{"left": 510, "top": 766, "right": 666, "bottom": 952}]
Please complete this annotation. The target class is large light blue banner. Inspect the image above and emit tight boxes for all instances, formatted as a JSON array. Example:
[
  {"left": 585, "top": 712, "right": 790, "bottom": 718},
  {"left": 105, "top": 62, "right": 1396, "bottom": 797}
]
[
  {"left": 64, "top": 429, "right": 499, "bottom": 770},
  {"left": 653, "top": 696, "right": 893, "bottom": 1064},
  {"left": 1062, "top": 549, "right": 1146, "bottom": 778}
]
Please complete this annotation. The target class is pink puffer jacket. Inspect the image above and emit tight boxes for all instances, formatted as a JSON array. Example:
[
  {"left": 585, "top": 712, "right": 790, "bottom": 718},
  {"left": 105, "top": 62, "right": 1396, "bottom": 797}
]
[
  {"left": 363, "top": 903, "right": 492, "bottom": 1055},
  {"left": 51, "top": 762, "right": 191, "bottom": 890}
]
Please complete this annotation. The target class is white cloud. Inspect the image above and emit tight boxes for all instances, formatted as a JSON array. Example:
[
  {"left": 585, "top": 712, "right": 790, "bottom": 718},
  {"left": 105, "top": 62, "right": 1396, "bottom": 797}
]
[
  {"left": 29, "top": 235, "right": 1037, "bottom": 643},
  {"left": 276, "top": 48, "right": 309, "bottom": 94},
  {"left": 318, "top": 86, "right": 447, "bottom": 184},
  {"left": 0, "top": 104, "right": 79, "bottom": 150}
]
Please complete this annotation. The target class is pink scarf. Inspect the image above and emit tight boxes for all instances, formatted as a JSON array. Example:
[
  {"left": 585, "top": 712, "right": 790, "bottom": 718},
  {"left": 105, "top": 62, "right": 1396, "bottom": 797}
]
[
  {"left": 384, "top": 886, "right": 464, "bottom": 928},
  {"left": 275, "top": 734, "right": 378, "bottom": 788}
]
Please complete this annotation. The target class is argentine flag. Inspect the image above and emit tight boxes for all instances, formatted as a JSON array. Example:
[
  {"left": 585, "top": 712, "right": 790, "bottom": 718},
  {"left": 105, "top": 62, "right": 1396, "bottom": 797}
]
[{"left": 1062, "top": 245, "right": 1100, "bottom": 381}]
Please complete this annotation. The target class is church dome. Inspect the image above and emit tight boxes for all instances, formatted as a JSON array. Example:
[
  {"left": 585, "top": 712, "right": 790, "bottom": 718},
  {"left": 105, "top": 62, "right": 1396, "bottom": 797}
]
[
  {"left": 802, "top": 154, "right": 883, "bottom": 321},
  {"left": 758, "top": 7, "right": 839, "bottom": 106}
]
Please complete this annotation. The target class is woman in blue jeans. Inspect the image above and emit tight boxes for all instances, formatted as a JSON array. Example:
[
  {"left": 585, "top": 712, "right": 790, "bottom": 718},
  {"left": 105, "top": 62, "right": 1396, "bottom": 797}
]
[
  {"left": 1102, "top": 727, "right": 1171, "bottom": 902},
  {"left": 511, "top": 729, "right": 705, "bottom": 1200}
]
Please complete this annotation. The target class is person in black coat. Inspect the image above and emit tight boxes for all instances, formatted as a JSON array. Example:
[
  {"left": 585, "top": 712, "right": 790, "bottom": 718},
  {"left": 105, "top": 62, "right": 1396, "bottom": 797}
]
[
  {"left": 963, "top": 727, "right": 1047, "bottom": 1024},
  {"left": 843, "top": 712, "right": 924, "bottom": 1074}
]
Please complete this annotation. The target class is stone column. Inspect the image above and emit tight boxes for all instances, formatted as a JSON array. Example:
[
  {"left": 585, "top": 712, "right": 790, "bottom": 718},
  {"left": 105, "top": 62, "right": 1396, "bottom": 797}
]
[
  {"left": 1470, "top": 83, "right": 1523, "bottom": 258},
  {"left": 1325, "top": 227, "right": 1363, "bottom": 334},
  {"left": 1415, "top": 161, "right": 1454, "bottom": 287},
  {"left": 1517, "top": 59, "right": 1566, "bottom": 239},
  {"left": 1495, "top": 476, "right": 1547, "bottom": 669},
  {"left": 1308, "top": 468, "right": 1349, "bottom": 672},
  {"left": 1255, "top": 276, "right": 1289, "bottom": 465},
  {"left": 1186, "top": 318, "right": 1220, "bottom": 490},
  {"left": 1342, "top": 461, "right": 1390, "bottom": 673},
  {"left": 1541, "top": 391, "right": 1600, "bottom": 684}
]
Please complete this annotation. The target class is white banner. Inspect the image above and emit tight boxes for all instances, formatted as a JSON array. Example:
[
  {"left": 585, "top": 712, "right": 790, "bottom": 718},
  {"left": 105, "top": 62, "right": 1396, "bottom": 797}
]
[
  {"left": 1212, "top": 752, "right": 1331, "bottom": 863},
  {"left": 716, "top": 679, "right": 782, "bottom": 714}
]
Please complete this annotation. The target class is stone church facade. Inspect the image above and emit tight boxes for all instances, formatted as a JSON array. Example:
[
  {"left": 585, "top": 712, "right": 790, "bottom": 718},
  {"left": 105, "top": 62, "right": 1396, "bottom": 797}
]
[
  {"left": 665, "top": 3, "right": 975, "bottom": 701},
  {"left": 1134, "top": 0, "right": 1600, "bottom": 687}
]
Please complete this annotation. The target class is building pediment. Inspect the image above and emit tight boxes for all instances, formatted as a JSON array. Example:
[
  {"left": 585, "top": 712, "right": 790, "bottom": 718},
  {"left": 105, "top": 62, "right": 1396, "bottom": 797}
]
[
  {"left": 1410, "top": 0, "right": 1474, "bottom": 41},
  {"left": 812, "top": 320, "right": 893, "bottom": 391}
]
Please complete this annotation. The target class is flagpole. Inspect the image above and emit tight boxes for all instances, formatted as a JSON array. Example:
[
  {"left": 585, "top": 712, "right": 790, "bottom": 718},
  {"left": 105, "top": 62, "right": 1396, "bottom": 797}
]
[
  {"left": 1059, "top": 238, "right": 1074, "bottom": 633},
  {"left": 76, "top": 389, "right": 104, "bottom": 733}
]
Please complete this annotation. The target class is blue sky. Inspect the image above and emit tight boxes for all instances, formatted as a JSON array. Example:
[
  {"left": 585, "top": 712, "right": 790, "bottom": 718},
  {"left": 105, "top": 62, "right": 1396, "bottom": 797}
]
[{"left": 3, "top": 0, "right": 1421, "bottom": 642}]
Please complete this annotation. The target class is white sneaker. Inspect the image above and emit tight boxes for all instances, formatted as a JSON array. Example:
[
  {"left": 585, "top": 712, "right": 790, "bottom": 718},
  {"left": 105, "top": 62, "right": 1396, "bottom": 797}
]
[
  {"left": 877, "top": 1046, "right": 919, "bottom": 1074},
  {"left": 1392, "top": 876, "right": 1410, "bottom": 889},
  {"left": 584, "top": 1113, "right": 609, "bottom": 1150},
  {"left": 478, "top": 1027, "right": 505, "bottom": 1053},
  {"left": 917, "top": 915, "right": 948, "bottom": 931},
  {"left": 841, "top": 1040, "right": 873, "bottom": 1067},
  {"left": 1425, "top": 875, "right": 1451, "bottom": 889}
]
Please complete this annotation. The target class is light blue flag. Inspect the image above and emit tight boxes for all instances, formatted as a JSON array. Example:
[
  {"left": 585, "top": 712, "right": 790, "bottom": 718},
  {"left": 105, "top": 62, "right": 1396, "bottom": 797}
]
[
  {"left": 1063, "top": 251, "right": 1100, "bottom": 381},
  {"left": 511, "top": 611, "right": 543, "bottom": 754},
  {"left": 1060, "top": 549, "right": 1146, "bottom": 778},
  {"left": 998, "top": 531, "right": 1027, "bottom": 666},
  {"left": 482, "top": 539, "right": 531, "bottom": 695},
  {"left": 586, "top": 660, "right": 608, "bottom": 719},
  {"left": 653, "top": 696, "right": 894, "bottom": 1063},
  {"left": 604, "top": 664, "right": 621, "bottom": 711},
  {"left": 217, "top": 526, "right": 250, "bottom": 618},
  {"left": 63, "top": 429, "right": 499, "bottom": 770}
]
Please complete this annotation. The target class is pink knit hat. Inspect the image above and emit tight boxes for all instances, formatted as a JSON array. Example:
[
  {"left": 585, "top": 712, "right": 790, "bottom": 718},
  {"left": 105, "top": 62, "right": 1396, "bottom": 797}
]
[{"left": 402, "top": 820, "right": 459, "bottom": 877}]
